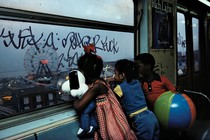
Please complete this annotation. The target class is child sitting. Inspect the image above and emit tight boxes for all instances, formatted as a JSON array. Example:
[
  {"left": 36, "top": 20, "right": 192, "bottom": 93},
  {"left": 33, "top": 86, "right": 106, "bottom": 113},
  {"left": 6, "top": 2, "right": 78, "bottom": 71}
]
[
  {"left": 109, "top": 59, "right": 160, "bottom": 140},
  {"left": 134, "top": 53, "right": 177, "bottom": 111}
]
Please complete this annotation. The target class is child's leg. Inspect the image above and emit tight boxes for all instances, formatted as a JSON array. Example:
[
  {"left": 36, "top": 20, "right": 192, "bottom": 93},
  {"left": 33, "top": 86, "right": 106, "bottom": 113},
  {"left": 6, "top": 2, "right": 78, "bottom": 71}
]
[
  {"left": 80, "top": 109, "right": 91, "bottom": 131},
  {"left": 78, "top": 100, "right": 97, "bottom": 134},
  {"left": 77, "top": 110, "right": 91, "bottom": 138},
  {"left": 88, "top": 112, "right": 98, "bottom": 135},
  {"left": 132, "top": 110, "right": 160, "bottom": 140},
  {"left": 90, "top": 112, "right": 98, "bottom": 128}
]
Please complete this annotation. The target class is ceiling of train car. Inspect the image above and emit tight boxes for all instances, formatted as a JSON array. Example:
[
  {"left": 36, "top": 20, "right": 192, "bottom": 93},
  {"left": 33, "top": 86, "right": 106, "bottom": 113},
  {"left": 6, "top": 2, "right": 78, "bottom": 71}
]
[
  {"left": 178, "top": 0, "right": 210, "bottom": 12},
  {"left": 198, "top": 0, "right": 210, "bottom": 7}
]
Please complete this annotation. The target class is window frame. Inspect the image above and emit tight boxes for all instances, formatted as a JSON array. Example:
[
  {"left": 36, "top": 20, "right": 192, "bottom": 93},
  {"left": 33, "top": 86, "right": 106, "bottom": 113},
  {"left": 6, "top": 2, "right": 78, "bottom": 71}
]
[
  {"left": 177, "top": 10, "right": 188, "bottom": 76},
  {"left": 191, "top": 16, "right": 201, "bottom": 73},
  {"left": 0, "top": 0, "right": 139, "bottom": 130}
]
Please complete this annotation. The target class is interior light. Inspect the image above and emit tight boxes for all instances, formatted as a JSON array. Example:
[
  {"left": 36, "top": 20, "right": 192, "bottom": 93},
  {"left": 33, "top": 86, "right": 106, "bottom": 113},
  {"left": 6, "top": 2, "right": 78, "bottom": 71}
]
[{"left": 198, "top": 0, "right": 210, "bottom": 7}]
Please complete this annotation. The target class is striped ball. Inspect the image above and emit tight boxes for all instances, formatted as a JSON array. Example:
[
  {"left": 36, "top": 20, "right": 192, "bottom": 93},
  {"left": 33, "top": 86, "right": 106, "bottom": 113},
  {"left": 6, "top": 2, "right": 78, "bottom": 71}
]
[{"left": 154, "top": 91, "right": 196, "bottom": 130}]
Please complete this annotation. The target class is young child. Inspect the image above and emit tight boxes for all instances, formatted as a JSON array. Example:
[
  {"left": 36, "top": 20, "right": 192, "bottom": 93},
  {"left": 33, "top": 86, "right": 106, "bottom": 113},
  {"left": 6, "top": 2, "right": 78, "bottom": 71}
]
[
  {"left": 111, "top": 59, "right": 160, "bottom": 140},
  {"left": 75, "top": 47, "right": 103, "bottom": 138},
  {"left": 134, "top": 53, "right": 177, "bottom": 111},
  {"left": 134, "top": 53, "right": 182, "bottom": 140}
]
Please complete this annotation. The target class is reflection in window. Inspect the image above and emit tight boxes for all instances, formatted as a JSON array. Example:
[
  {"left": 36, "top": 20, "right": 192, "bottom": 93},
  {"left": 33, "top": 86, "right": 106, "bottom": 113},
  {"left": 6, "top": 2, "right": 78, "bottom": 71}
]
[
  {"left": 177, "top": 12, "right": 187, "bottom": 75},
  {"left": 192, "top": 17, "right": 201, "bottom": 72}
]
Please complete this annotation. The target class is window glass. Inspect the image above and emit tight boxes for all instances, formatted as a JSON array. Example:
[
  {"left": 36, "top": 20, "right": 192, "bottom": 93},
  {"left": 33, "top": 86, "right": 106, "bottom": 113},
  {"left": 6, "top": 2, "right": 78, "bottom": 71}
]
[
  {"left": 177, "top": 12, "right": 187, "bottom": 75},
  {"left": 0, "top": 19, "right": 134, "bottom": 119},
  {"left": 0, "top": 0, "right": 134, "bottom": 26},
  {"left": 192, "top": 17, "right": 201, "bottom": 72}
]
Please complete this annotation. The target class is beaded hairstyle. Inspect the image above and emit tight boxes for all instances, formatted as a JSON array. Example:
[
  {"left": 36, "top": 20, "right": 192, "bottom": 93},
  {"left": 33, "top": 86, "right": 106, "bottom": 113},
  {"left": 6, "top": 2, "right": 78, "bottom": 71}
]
[
  {"left": 115, "top": 59, "right": 139, "bottom": 83},
  {"left": 78, "top": 44, "right": 103, "bottom": 84}
]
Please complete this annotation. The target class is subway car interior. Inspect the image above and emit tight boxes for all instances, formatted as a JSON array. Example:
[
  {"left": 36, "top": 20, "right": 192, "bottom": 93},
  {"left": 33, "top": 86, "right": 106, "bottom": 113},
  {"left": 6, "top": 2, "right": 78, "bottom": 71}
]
[{"left": 0, "top": 0, "right": 210, "bottom": 140}]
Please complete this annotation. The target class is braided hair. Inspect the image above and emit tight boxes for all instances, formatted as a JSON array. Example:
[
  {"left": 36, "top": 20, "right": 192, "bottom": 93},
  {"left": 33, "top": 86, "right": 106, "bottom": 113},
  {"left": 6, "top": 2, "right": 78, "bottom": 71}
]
[
  {"left": 115, "top": 59, "right": 139, "bottom": 83},
  {"left": 78, "top": 44, "right": 103, "bottom": 84}
]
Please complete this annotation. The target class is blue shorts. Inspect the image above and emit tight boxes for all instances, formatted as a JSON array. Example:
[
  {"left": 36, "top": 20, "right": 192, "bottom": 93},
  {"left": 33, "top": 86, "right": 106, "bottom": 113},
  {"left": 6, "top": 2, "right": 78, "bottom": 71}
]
[{"left": 131, "top": 109, "right": 160, "bottom": 140}]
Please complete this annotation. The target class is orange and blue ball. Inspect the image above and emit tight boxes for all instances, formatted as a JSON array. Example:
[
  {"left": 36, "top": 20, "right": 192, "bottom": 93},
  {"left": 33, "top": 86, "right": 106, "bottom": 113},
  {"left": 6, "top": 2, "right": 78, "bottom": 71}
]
[{"left": 154, "top": 91, "right": 196, "bottom": 130}]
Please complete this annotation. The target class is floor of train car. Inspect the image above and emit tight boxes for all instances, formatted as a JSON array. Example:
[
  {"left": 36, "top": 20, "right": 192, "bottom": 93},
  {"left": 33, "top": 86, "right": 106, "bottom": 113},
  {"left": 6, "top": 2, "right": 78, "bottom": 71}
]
[
  {"left": 152, "top": 113, "right": 210, "bottom": 139},
  {"left": 185, "top": 120, "right": 210, "bottom": 140},
  {"left": 163, "top": 120, "right": 210, "bottom": 140},
  {"left": 187, "top": 120, "right": 210, "bottom": 139}
]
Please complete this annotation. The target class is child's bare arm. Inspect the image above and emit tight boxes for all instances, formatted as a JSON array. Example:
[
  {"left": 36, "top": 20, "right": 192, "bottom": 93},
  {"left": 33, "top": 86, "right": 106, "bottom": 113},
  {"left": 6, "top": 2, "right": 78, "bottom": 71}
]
[{"left": 74, "top": 82, "right": 107, "bottom": 112}]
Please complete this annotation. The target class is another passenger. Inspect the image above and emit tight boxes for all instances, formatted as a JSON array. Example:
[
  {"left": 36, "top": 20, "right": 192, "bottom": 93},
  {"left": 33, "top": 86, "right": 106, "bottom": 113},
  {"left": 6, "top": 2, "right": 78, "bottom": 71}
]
[
  {"left": 74, "top": 46, "right": 102, "bottom": 138},
  {"left": 110, "top": 59, "right": 160, "bottom": 140},
  {"left": 134, "top": 53, "right": 182, "bottom": 140},
  {"left": 134, "top": 53, "right": 177, "bottom": 111}
]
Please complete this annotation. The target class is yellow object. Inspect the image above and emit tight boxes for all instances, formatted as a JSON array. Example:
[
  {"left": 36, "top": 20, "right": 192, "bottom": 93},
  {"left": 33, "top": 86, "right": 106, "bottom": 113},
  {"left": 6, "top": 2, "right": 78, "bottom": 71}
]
[
  {"left": 129, "top": 107, "right": 148, "bottom": 118},
  {"left": 113, "top": 85, "right": 123, "bottom": 97},
  {"left": 66, "top": 76, "right": 69, "bottom": 80},
  {"left": 2, "top": 96, "right": 12, "bottom": 101}
]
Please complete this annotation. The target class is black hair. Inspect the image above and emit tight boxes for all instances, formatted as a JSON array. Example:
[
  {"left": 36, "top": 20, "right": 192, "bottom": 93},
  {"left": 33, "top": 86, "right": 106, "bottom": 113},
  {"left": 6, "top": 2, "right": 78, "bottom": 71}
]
[
  {"left": 78, "top": 53, "right": 103, "bottom": 84},
  {"left": 134, "top": 53, "right": 155, "bottom": 69},
  {"left": 115, "top": 59, "right": 139, "bottom": 83}
]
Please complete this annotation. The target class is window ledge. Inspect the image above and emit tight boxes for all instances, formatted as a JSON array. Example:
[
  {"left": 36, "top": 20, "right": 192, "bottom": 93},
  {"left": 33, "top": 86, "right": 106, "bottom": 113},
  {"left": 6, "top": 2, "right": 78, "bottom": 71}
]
[{"left": 0, "top": 108, "right": 78, "bottom": 139}]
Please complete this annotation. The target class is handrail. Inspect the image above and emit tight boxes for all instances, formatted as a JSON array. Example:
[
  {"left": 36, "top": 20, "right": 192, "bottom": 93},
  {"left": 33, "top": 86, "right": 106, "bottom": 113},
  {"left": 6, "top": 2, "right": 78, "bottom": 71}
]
[{"left": 183, "top": 89, "right": 210, "bottom": 104}]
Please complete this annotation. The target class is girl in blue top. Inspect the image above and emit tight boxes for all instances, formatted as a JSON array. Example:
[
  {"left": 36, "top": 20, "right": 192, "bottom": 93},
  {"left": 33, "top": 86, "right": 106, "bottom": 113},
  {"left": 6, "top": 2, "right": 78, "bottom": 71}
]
[{"left": 111, "top": 59, "right": 160, "bottom": 140}]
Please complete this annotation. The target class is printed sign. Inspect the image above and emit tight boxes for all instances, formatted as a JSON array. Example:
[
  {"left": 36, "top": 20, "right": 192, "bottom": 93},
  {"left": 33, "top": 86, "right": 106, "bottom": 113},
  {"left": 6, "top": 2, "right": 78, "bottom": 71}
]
[{"left": 152, "top": 0, "right": 174, "bottom": 49}]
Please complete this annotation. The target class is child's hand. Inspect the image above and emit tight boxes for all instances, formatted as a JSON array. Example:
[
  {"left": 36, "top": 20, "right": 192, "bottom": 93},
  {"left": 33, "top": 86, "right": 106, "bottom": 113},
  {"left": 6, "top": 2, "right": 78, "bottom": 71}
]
[
  {"left": 176, "top": 86, "right": 183, "bottom": 93},
  {"left": 105, "top": 74, "right": 115, "bottom": 83}
]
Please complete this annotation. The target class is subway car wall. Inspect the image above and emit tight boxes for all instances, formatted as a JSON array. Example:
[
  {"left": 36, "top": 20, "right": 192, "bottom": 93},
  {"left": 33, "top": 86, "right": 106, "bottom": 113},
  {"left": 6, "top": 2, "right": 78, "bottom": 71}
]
[
  {"left": 176, "top": 0, "right": 210, "bottom": 121},
  {"left": 0, "top": 0, "right": 210, "bottom": 140}
]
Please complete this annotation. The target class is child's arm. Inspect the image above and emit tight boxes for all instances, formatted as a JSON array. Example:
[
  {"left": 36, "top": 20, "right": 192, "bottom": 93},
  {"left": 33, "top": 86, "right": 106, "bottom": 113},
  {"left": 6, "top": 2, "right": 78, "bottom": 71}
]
[
  {"left": 105, "top": 74, "right": 115, "bottom": 83},
  {"left": 162, "top": 76, "right": 176, "bottom": 92},
  {"left": 175, "top": 86, "right": 183, "bottom": 93},
  {"left": 74, "top": 82, "right": 108, "bottom": 112}
]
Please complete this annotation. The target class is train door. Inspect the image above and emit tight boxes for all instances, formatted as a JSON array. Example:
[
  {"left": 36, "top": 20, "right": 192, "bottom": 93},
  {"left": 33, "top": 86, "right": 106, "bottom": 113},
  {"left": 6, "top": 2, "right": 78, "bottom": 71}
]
[{"left": 177, "top": 7, "right": 206, "bottom": 94}]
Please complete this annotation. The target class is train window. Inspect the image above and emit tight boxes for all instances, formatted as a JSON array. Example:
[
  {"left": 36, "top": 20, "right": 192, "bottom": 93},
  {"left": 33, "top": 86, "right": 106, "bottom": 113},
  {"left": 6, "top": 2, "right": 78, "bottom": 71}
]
[
  {"left": 192, "top": 17, "right": 201, "bottom": 72},
  {"left": 177, "top": 12, "right": 187, "bottom": 75},
  {"left": 0, "top": 0, "right": 136, "bottom": 122},
  {"left": 1, "top": 0, "right": 134, "bottom": 26}
]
